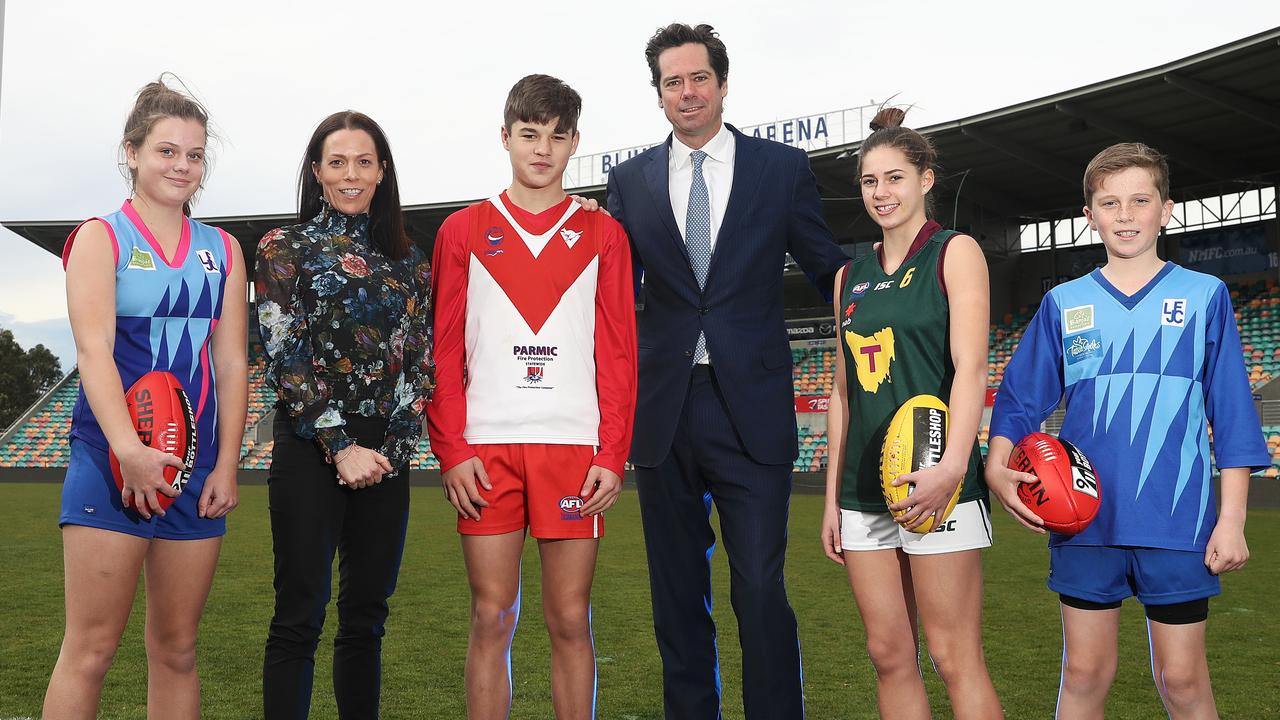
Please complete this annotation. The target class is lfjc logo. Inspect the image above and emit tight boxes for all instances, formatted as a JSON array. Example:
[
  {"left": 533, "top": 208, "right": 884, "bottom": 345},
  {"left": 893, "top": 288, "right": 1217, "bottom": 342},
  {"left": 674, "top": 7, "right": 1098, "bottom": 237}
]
[{"left": 1162, "top": 299, "right": 1186, "bottom": 327}]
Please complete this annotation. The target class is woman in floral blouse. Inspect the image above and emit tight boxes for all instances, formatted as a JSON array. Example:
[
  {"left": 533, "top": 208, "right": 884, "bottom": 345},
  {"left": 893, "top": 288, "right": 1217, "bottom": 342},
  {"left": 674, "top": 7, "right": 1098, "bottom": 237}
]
[{"left": 255, "top": 111, "right": 432, "bottom": 720}]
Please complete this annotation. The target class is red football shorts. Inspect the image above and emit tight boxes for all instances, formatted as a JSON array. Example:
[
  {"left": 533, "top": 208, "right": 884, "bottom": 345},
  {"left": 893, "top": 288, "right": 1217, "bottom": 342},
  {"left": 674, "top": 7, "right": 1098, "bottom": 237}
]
[{"left": 458, "top": 444, "right": 604, "bottom": 539}]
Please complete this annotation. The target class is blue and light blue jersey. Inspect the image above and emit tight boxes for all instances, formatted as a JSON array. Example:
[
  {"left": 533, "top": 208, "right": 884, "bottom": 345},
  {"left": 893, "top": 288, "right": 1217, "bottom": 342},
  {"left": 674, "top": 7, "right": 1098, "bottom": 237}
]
[
  {"left": 991, "top": 263, "right": 1268, "bottom": 551},
  {"left": 63, "top": 200, "right": 232, "bottom": 470}
]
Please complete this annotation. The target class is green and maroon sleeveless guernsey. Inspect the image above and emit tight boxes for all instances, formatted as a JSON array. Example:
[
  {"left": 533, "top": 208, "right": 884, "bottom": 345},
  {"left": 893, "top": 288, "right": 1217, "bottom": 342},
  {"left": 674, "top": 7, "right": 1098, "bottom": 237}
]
[{"left": 837, "top": 220, "right": 987, "bottom": 512}]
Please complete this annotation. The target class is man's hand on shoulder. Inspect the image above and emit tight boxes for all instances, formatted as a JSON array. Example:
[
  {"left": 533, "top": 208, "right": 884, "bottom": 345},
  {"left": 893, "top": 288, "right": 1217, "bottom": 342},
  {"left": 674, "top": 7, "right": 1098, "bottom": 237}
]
[{"left": 572, "top": 195, "right": 611, "bottom": 217}]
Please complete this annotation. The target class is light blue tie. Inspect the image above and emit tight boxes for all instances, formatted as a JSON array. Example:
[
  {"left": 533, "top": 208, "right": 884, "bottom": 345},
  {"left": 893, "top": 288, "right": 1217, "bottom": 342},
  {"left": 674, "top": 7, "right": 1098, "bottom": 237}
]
[{"left": 686, "top": 150, "right": 711, "bottom": 364}]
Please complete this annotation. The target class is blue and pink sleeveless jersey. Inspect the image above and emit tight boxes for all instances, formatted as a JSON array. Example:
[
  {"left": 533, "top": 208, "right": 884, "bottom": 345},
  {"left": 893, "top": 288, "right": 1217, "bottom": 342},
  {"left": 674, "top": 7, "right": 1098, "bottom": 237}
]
[{"left": 63, "top": 200, "right": 233, "bottom": 470}]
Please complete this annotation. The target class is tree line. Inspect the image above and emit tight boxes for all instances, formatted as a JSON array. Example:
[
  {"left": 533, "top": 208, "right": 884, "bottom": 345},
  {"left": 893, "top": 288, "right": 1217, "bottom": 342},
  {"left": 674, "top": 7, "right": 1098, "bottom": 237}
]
[{"left": 0, "top": 328, "right": 64, "bottom": 431}]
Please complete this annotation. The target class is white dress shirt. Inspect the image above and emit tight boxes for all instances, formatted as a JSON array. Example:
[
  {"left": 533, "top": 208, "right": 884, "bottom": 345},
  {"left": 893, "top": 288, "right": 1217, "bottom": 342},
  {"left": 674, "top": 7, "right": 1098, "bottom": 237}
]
[
  {"left": 669, "top": 123, "right": 736, "bottom": 253},
  {"left": 668, "top": 123, "right": 735, "bottom": 364}
]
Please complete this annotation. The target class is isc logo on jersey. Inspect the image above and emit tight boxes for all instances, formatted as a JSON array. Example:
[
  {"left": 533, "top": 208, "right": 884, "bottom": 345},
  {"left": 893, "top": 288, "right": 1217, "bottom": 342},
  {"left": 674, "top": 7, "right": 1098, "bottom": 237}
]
[
  {"left": 559, "top": 496, "right": 584, "bottom": 520},
  {"left": 845, "top": 327, "right": 896, "bottom": 393}
]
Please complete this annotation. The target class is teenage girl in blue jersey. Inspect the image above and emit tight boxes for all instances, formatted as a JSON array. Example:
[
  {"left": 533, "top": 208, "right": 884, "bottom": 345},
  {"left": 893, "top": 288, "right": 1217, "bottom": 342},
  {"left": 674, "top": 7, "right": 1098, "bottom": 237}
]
[{"left": 43, "top": 77, "right": 247, "bottom": 720}]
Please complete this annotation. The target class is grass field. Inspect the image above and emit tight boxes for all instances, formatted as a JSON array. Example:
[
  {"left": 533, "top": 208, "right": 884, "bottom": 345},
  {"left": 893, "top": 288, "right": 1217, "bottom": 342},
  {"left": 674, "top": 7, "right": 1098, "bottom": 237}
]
[{"left": 2, "top": 482, "right": 1277, "bottom": 719}]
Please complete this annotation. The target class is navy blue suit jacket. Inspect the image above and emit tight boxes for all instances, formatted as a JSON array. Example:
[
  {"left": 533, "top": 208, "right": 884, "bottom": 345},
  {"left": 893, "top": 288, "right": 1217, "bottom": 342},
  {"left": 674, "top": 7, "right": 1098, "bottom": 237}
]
[{"left": 606, "top": 126, "right": 848, "bottom": 467}]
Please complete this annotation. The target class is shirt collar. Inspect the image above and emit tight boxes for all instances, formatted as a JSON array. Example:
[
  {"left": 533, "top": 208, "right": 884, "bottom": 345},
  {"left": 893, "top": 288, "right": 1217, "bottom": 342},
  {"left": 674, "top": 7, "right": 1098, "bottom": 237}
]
[
  {"left": 671, "top": 123, "right": 734, "bottom": 169},
  {"left": 312, "top": 198, "right": 371, "bottom": 242}
]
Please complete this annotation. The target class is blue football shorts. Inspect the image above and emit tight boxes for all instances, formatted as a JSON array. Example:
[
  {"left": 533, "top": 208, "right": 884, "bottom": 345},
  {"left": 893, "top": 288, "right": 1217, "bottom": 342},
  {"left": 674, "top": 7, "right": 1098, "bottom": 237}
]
[
  {"left": 59, "top": 437, "right": 225, "bottom": 540},
  {"left": 1048, "top": 544, "right": 1219, "bottom": 606}
]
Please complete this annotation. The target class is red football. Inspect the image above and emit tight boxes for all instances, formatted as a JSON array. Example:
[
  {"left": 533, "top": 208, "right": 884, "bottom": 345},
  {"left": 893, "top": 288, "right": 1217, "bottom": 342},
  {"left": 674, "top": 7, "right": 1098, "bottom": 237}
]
[
  {"left": 108, "top": 371, "right": 196, "bottom": 512},
  {"left": 1008, "top": 432, "right": 1101, "bottom": 534}
]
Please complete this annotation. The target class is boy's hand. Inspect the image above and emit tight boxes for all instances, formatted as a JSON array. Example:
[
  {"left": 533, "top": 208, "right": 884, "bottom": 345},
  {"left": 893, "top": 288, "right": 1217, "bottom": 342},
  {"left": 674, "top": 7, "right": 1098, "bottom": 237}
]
[
  {"left": 442, "top": 456, "right": 491, "bottom": 521},
  {"left": 985, "top": 462, "right": 1046, "bottom": 534},
  {"left": 579, "top": 465, "right": 621, "bottom": 516},
  {"left": 821, "top": 501, "right": 845, "bottom": 565},
  {"left": 571, "top": 195, "right": 611, "bottom": 217},
  {"left": 1205, "top": 519, "right": 1249, "bottom": 575},
  {"left": 888, "top": 462, "right": 963, "bottom": 532}
]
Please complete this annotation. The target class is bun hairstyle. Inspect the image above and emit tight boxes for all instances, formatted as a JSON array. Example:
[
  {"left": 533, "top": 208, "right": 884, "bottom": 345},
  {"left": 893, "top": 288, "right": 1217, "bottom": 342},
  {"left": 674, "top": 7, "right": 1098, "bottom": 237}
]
[
  {"left": 120, "top": 74, "right": 213, "bottom": 215},
  {"left": 858, "top": 106, "right": 938, "bottom": 216},
  {"left": 858, "top": 106, "right": 936, "bottom": 176},
  {"left": 868, "top": 106, "right": 907, "bottom": 133}
]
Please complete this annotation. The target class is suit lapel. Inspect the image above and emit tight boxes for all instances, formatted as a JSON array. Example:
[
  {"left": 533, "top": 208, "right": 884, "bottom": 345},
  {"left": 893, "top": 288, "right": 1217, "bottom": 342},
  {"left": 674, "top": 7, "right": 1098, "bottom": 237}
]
[
  {"left": 706, "top": 128, "right": 764, "bottom": 285},
  {"left": 642, "top": 140, "right": 691, "bottom": 266}
]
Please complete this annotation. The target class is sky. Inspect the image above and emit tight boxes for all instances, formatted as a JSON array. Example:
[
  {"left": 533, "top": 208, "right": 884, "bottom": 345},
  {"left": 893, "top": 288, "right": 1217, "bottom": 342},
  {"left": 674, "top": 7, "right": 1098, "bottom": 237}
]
[{"left": 2, "top": 0, "right": 1278, "bottom": 369}]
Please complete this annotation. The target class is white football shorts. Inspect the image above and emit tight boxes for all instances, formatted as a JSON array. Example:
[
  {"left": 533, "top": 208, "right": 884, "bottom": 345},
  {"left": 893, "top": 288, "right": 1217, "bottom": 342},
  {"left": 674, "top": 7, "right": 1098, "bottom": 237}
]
[{"left": 840, "top": 499, "right": 993, "bottom": 555}]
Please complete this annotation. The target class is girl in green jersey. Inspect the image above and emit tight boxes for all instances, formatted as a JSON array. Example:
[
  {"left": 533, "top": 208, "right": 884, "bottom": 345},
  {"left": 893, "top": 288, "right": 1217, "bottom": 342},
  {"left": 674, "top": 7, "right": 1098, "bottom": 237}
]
[{"left": 820, "top": 107, "right": 1003, "bottom": 719}]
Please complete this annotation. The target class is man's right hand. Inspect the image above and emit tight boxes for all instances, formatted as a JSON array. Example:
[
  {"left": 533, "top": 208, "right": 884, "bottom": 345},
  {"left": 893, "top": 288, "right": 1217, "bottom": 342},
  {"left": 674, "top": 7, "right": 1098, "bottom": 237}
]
[{"left": 442, "top": 456, "right": 491, "bottom": 521}]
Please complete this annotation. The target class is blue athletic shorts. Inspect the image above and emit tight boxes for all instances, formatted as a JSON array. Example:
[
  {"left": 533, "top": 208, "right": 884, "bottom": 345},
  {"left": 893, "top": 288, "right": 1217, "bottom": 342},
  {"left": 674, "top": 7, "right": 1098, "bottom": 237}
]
[
  {"left": 1048, "top": 544, "right": 1220, "bottom": 606},
  {"left": 59, "top": 438, "right": 225, "bottom": 540}
]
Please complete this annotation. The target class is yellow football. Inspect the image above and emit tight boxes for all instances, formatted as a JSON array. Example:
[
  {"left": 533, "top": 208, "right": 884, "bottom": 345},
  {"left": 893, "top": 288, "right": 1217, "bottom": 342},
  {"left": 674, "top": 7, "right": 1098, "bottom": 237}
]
[{"left": 879, "top": 394, "right": 962, "bottom": 533}]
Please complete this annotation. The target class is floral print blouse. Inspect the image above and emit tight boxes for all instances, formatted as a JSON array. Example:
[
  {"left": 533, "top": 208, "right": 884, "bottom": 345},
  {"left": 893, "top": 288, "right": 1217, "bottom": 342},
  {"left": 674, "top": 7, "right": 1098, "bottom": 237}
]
[{"left": 254, "top": 203, "right": 433, "bottom": 472}]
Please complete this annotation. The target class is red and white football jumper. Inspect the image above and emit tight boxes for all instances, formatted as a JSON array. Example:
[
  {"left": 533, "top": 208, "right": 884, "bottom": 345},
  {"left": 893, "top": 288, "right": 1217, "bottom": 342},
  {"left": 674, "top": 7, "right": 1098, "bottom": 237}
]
[{"left": 427, "top": 192, "right": 637, "bottom": 478}]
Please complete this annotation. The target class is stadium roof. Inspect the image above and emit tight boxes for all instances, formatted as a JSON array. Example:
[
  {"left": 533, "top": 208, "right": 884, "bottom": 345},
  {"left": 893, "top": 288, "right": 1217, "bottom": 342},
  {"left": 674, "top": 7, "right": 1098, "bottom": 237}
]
[{"left": 8, "top": 26, "right": 1280, "bottom": 272}]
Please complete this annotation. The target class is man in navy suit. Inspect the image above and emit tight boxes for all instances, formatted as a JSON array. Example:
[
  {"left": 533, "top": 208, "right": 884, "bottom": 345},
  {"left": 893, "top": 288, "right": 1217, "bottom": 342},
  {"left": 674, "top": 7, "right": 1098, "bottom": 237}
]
[{"left": 606, "top": 23, "right": 848, "bottom": 719}]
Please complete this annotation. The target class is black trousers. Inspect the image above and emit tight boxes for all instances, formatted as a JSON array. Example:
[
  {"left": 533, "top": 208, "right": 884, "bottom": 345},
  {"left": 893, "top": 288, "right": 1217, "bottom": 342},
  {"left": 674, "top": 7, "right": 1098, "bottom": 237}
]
[
  {"left": 636, "top": 366, "right": 804, "bottom": 720},
  {"left": 262, "top": 414, "right": 410, "bottom": 720}
]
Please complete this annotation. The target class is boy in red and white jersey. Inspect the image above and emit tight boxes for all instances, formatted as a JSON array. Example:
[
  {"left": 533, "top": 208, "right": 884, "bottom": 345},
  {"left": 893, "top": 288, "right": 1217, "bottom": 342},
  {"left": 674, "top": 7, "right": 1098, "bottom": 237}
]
[{"left": 427, "top": 74, "right": 636, "bottom": 719}]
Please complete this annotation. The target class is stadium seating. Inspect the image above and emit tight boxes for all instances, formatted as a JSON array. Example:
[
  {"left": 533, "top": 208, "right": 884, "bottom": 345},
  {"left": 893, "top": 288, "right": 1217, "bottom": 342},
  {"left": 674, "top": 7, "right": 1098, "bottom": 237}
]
[
  {"left": 794, "top": 425, "right": 828, "bottom": 473},
  {"left": 0, "top": 379, "right": 78, "bottom": 467},
  {"left": 1231, "top": 278, "right": 1280, "bottom": 389},
  {"left": 792, "top": 345, "right": 836, "bottom": 397},
  {"left": 2, "top": 279, "right": 1276, "bottom": 477},
  {"left": 1264, "top": 426, "right": 1280, "bottom": 479},
  {"left": 988, "top": 307, "right": 1035, "bottom": 389}
]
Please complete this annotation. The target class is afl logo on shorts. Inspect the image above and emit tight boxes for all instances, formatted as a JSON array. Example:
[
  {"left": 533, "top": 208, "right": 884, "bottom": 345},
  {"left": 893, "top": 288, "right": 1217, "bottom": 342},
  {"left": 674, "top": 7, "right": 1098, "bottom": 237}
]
[{"left": 559, "top": 496, "right": 584, "bottom": 520}]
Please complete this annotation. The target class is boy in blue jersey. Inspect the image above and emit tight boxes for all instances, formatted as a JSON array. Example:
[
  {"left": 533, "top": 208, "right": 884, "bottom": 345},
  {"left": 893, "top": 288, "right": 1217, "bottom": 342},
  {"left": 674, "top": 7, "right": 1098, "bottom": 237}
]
[{"left": 986, "top": 143, "right": 1269, "bottom": 719}]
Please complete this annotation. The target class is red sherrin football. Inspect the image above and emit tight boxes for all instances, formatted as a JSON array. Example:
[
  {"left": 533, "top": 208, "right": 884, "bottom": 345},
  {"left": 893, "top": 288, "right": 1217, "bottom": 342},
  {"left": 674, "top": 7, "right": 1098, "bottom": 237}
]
[
  {"left": 1008, "top": 432, "right": 1101, "bottom": 534},
  {"left": 108, "top": 371, "right": 197, "bottom": 512}
]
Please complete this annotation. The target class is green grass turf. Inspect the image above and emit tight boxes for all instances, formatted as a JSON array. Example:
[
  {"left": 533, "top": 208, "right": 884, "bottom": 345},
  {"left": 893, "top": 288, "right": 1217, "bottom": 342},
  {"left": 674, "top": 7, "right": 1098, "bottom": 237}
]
[{"left": 2, "top": 483, "right": 1277, "bottom": 719}]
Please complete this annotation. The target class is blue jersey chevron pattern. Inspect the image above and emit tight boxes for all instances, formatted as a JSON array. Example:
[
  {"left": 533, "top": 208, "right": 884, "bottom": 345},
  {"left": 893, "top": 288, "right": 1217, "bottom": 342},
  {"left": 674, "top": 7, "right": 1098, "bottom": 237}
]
[
  {"left": 66, "top": 201, "right": 231, "bottom": 470},
  {"left": 991, "top": 263, "right": 1268, "bottom": 551}
]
